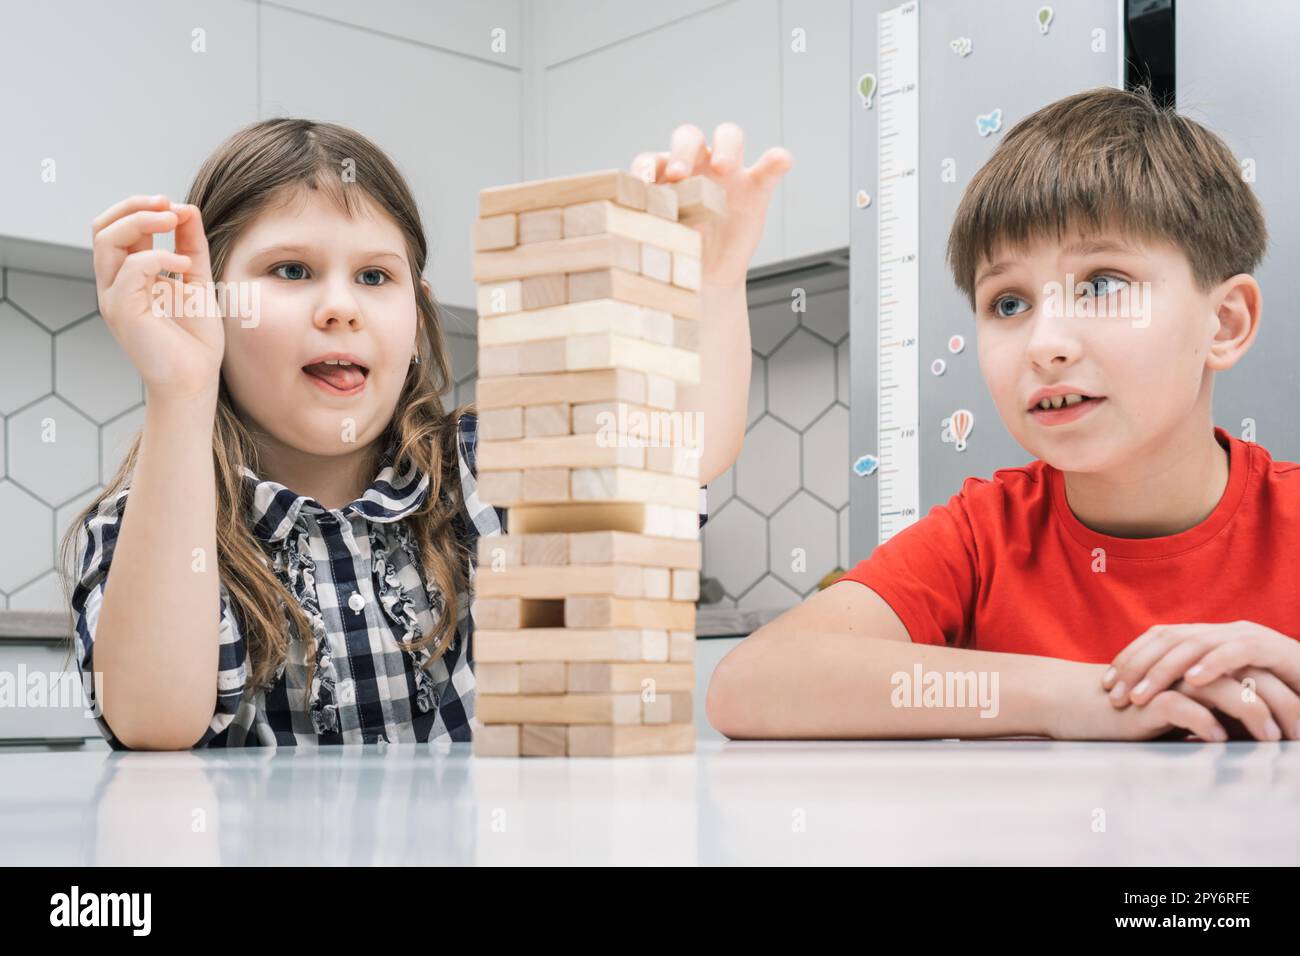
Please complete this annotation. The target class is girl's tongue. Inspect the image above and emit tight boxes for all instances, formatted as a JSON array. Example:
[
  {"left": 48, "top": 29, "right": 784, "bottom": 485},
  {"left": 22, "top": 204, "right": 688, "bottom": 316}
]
[{"left": 303, "top": 362, "right": 366, "bottom": 390}]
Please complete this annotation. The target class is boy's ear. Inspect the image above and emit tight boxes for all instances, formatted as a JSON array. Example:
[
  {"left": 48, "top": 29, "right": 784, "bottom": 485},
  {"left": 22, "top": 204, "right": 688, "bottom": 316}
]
[
  {"left": 1204, "top": 273, "right": 1261, "bottom": 372},
  {"left": 420, "top": 277, "right": 432, "bottom": 300}
]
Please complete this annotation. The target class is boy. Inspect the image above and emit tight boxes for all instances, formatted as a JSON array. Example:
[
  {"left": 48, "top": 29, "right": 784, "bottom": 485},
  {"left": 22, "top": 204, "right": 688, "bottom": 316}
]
[{"left": 707, "top": 87, "right": 1300, "bottom": 743}]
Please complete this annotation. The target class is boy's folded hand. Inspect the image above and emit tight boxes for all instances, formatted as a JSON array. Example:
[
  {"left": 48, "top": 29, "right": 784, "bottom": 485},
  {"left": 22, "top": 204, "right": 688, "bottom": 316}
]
[
  {"left": 1052, "top": 662, "right": 1232, "bottom": 742},
  {"left": 1102, "top": 621, "right": 1300, "bottom": 740}
]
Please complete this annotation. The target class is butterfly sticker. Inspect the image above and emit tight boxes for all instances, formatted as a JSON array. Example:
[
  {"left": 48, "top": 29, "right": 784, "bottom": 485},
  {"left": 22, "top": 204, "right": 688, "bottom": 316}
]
[
  {"left": 976, "top": 108, "right": 1003, "bottom": 137},
  {"left": 949, "top": 37, "right": 972, "bottom": 56}
]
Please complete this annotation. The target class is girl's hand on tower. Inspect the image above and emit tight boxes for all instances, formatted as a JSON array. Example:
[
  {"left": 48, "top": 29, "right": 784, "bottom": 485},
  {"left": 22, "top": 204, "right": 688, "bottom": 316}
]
[
  {"left": 631, "top": 122, "right": 792, "bottom": 287},
  {"left": 92, "top": 194, "right": 225, "bottom": 402}
]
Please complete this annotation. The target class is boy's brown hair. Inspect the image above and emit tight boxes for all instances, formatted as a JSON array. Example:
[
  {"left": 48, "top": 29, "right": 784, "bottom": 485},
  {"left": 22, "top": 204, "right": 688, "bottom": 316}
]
[{"left": 946, "top": 86, "right": 1267, "bottom": 306}]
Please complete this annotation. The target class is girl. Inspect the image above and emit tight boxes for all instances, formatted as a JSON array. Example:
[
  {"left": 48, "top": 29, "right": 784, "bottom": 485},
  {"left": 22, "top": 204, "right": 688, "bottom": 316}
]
[{"left": 66, "top": 118, "right": 790, "bottom": 749}]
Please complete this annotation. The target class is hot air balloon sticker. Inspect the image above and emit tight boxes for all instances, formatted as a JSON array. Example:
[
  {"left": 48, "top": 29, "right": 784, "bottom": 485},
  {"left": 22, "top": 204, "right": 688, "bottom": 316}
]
[
  {"left": 1037, "top": 6, "right": 1054, "bottom": 35},
  {"left": 942, "top": 409, "right": 976, "bottom": 452},
  {"left": 857, "top": 73, "right": 877, "bottom": 110}
]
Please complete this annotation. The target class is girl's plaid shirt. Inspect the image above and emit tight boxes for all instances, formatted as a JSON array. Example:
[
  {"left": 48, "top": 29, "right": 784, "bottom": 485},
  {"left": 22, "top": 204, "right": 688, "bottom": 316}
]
[{"left": 71, "top": 414, "right": 708, "bottom": 748}]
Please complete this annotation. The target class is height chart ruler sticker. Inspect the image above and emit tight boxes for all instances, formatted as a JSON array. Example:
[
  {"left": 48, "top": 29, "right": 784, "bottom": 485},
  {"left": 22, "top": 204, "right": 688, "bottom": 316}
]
[{"left": 876, "top": 0, "right": 920, "bottom": 544}]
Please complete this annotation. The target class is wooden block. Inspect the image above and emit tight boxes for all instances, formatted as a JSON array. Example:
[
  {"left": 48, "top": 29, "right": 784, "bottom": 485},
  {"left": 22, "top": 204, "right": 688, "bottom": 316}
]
[
  {"left": 479, "top": 434, "right": 645, "bottom": 471},
  {"left": 474, "top": 234, "right": 640, "bottom": 284},
  {"left": 671, "top": 568, "right": 700, "bottom": 601},
  {"left": 472, "top": 470, "right": 571, "bottom": 508},
  {"left": 476, "top": 369, "right": 647, "bottom": 409},
  {"left": 480, "top": 169, "right": 647, "bottom": 217},
  {"left": 673, "top": 175, "right": 727, "bottom": 224},
  {"left": 475, "top": 662, "right": 520, "bottom": 695},
  {"left": 477, "top": 299, "right": 673, "bottom": 348},
  {"left": 567, "top": 661, "right": 695, "bottom": 694},
  {"left": 522, "top": 533, "right": 568, "bottom": 565},
  {"left": 472, "top": 723, "right": 520, "bottom": 757},
  {"left": 672, "top": 317, "right": 699, "bottom": 351},
  {"left": 524, "top": 468, "right": 570, "bottom": 502},
  {"left": 476, "top": 339, "right": 560, "bottom": 378},
  {"left": 646, "top": 445, "right": 701, "bottom": 478},
  {"left": 507, "top": 502, "right": 700, "bottom": 539},
  {"left": 639, "top": 242, "right": 672, "bottom": 283},
  {"left": 473, "top": 213, "right": 517, "bottom": 251},
  {"left": 475, "top": 628, "right": 670, "bottom": 663},
  {"left": 643, "top": 567, "right": 671, "bottom": 600},
  {"left": 520, "top": 724, "right": 567, "bottom": 757},
  {"left": 565, "top": 596, "right": 696, "bottom": 631},
  {"left": 562, "top": 200, "right": 700, "bottom": 256},
  {"left": 565, "top": 334, "right": 697, "bottom": 382},
  {"left": 645, "top": 375, "right": 676, "bottom": 410},
  {"left": 570, "top": 467, "right": 699, "bottom": 508},
  {"left": 478, "top": 406, "right": 522, "bottom": 440},
  {"left": 476, "top": 469, "right": 521, "bottom": 504},
  {"left": 477, "top": 280, "right": 521, "bottom": 316},
  {"left": 479, "top": 693, "right": 642, "bottom": 725},
  {"left": 524, "top": 402, "right": 570, "bottom": 437},
  {"left": 643, "top": 691, "right": 693, "bottom": 725},
  {"left": 567, "top": 531, "right": 702, "bottom": 570},
  {"left": 518, "top": 662, "right": 567, "bottom": 695},
  {"left": 518, "top": 207, "right": 563, "bottom": 244},
  {"left": 568, "top": 268, "right": 702, "bottom": 321},
  {"left": 572, "top": 401, "right": 651, "bottom": 437},
  {"left": 645, "top": 183, "right": 679, "bottom": 221},
  {"left": 476, "top": 535, "right": 522, "bottom": 571},
  {"left": 672, "top": 253, "right": 701, "bottom": 290},
  {"left": 476, "top": 275, "right": 567, "bottom": 316},
  {"left": 567, "top": 723, "right": 694, "bottom": 757},
  {"left": 478, "top": 334, "right": 700, "bottom": 384},
  {"left": 473, "top": 597, "right": 565, "bottom": 630},
  {"left": 480, "top": 531, "right": 701, "bottom": 572},
  {"left": 575, "top": 404, "right": 700, "bottom": 451},
  {"left": 669, "top": 631, "right": 696, "bottom": 662},
  {"left": 475, "top": 564, "right": 663, "bottom": 599}
]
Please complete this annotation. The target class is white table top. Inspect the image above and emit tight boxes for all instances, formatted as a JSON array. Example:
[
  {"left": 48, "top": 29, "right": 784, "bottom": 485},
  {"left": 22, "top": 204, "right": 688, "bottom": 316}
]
[{"left": 2, "top": 739, "right": 1296, "bottom": 866}]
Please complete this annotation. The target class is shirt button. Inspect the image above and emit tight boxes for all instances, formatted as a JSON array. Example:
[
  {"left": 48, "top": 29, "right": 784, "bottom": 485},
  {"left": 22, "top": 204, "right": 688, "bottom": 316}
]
[{"left": 347, "top": 592, "right": 366, "bottom": 613}]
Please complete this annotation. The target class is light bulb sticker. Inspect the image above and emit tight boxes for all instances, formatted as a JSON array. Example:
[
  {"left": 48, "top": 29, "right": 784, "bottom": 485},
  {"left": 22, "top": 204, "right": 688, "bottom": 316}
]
[
  {"left": 948, "top": 334, "right": 965, "bottom": 354},
  {"left": 941, "top": 409, "right": 975, "bottom": 452},
  {"left": 949, "top": 37, "right": 972, "bottom": 56},
  {"left": 857, "top": 73, "right": 877, "bottom": 109},
  {"left": 931, "top": 358, "right": 947, "bottom": 376},
  {"left": 856, "top": 190, "right": 872, "bottom": 208},
  {"left": 853, "top": 454, "right": 879, "bottom": 477},
  {"left": 976, "top": 109, "right": 1003, "bottom": 137},
  {"left": 1037, "top": 6, "right": 1054, "bottom": 35}
]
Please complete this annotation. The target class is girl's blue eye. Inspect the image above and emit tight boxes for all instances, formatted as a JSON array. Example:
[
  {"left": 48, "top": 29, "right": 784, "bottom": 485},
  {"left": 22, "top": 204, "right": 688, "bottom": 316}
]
[
  {"left": 1080, "top": 275, "right": 1128, "bottom": 296},
  {"left": 991, "top": 295, "right": 1029, "bottom": 318},
  {"left": 273, "top": 263, "right": 307, "bottom": 280},
  {"left": 358, "top": 269, "right": 388, "bottom": 286}
]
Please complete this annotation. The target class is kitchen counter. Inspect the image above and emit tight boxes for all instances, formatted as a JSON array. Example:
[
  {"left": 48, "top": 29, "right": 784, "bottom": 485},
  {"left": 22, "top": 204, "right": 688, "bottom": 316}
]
[{"left": 2, "top": 739, "right": 1295, "bottom": 866}]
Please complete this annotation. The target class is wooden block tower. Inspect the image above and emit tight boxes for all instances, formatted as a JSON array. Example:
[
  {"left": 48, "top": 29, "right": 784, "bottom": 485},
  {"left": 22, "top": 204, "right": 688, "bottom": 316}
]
[{"left": 469, "top": 169, "right": 726, "bottom": 757}]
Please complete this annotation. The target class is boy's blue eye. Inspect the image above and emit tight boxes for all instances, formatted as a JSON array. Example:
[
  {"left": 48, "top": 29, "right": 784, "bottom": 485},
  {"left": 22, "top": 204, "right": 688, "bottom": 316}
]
[
  {"left": 273, "top": 263, "right": 307, "bottom": 280},
  {"left": 358, "top": 269, "right": 388, "bottom": 286},
  {"left": 1079, "top": 275, "right": 1127, "bottom": 296},
  {"left": 992, "top": 295, "right": 1029, "bottom": 318}
]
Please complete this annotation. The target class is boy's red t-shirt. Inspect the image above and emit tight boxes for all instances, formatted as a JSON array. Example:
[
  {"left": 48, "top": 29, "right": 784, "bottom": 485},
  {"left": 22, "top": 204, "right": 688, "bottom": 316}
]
[{"left": 838, "top": 426, "right": 1300, "bottom": 662}]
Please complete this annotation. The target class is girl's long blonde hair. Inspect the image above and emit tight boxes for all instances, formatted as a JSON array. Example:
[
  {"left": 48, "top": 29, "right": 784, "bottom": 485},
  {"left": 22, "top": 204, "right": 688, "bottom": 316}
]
[{"left": 61, "top": 118, "right": 472, "bottom": 703}]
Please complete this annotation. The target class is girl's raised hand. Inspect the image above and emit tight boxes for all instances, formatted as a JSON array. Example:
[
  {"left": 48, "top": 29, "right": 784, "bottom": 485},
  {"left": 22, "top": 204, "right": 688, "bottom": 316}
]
[
  {"left": 631, "top": 123, "right": 792, "bottom": 287},
  {"left": 92, "top": 194, "right": 225, "bottom": 401}
]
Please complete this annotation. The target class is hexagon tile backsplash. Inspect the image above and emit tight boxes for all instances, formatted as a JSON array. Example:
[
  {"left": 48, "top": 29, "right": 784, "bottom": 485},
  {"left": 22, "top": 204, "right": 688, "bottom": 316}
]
[
  {"left": 0, "top": 266, "right": 478, "bottom": 614},
  {"left": 0, "top": 266, "right": 140, "bottom": 612},
  {"left": 0, "top": 264, "right": 845, "bottom": 617},
  {"left": 701, "top": 285, "right": 852, "bottom": 611}
]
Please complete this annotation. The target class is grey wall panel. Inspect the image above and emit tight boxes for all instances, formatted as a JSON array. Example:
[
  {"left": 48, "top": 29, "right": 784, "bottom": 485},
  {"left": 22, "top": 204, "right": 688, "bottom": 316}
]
[
  {"left": 850, "top": 0, "right": 1123, "bottom": 563},
  {"left": 1177, "top": 0, "right": 1300, "bottom": 461}
]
